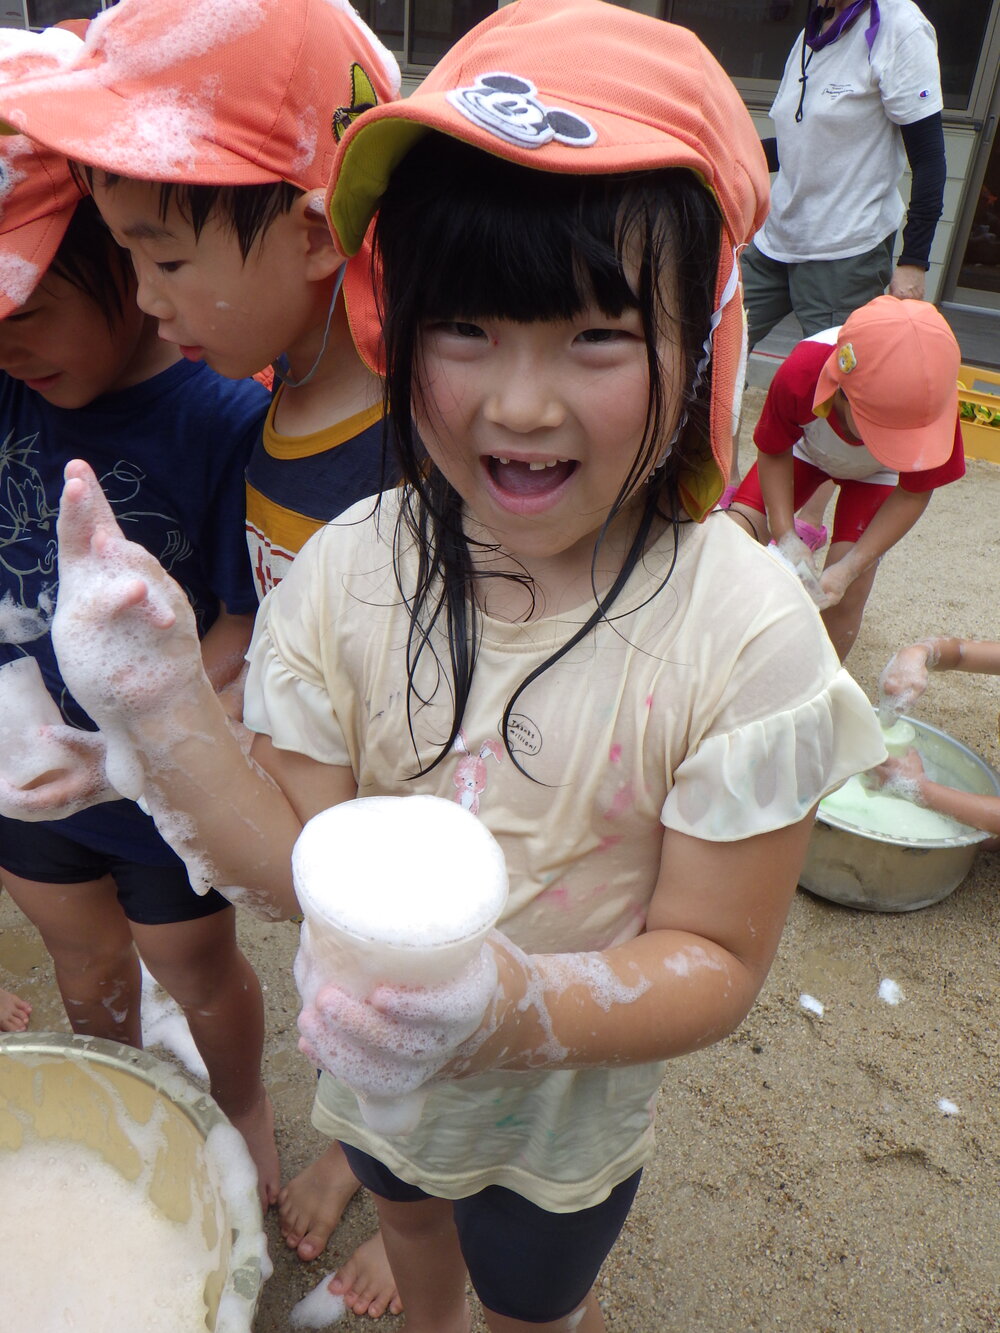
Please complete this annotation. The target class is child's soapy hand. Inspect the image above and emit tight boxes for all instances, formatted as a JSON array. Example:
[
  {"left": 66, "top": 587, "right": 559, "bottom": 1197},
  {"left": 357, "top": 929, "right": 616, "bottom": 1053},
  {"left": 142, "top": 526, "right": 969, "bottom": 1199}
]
[
  {"left": 869, "top": 749, "right": 927, "bottom": 803},
  {"left": 53, "top": 459, "right": 205, "bottom": 726},
  {"left": 296, "top": 943, "right": 499, "bottom": 1100},
  {"left": 773, "top": 532, "right": 825, "bottom": 605},
  {"left": 815, "top": 556, "right": 856, "bottom": 610},
  {"left": 0, "top": 726, "right": 118, "bottom": 821},
  {"left": 878, "top": 643, "right": 933, "bottom": 718}
]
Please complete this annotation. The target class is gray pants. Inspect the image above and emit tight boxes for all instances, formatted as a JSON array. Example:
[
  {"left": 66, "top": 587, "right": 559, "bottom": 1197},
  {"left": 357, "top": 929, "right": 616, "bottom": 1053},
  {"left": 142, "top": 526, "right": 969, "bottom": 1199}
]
[{"left": 741, "top": 233, "right": 896, "bottom": 349}]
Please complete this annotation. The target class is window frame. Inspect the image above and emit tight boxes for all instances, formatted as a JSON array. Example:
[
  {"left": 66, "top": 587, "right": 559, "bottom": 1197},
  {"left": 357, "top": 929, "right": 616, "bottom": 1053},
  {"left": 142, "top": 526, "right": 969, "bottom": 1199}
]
[
  {"left": 18, "top": 0, "right": 115, "bottom": 31},
  {"left": 682, "top": 0, "right": 1000, "bottom": 124},
  {"left": 385, "top": 0, "right": 1000, "bottom": 126}
]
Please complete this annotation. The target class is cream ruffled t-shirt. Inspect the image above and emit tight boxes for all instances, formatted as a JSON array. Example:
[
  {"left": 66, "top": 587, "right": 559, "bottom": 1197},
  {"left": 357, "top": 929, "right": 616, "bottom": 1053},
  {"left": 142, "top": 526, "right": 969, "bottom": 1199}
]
[{"left": 244, "top": 493, "right": 884, "bottom": 1210}]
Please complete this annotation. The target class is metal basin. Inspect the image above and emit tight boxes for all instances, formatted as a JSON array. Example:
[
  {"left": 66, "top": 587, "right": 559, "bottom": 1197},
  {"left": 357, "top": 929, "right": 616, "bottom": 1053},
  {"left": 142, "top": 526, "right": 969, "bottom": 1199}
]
[
  {"left": 800, "top": 716, "right": 1000, "bottom": 912},
  {"left": 0, "top": 1033, "right": 266, "bottom": 1331}
]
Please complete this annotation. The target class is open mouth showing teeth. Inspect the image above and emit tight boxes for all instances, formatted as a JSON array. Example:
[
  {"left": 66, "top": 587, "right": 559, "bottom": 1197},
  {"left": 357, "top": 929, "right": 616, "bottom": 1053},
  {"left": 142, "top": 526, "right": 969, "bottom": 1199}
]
[{"left": 487, "top": 456, "right": 576, "bottom": 495}]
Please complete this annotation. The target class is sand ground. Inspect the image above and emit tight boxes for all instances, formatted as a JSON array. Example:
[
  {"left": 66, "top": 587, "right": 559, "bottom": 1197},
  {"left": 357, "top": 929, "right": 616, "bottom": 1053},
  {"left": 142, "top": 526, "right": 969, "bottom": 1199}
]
[{"left": 3, "top": 387, "right": 1000, "bottom": 1331}]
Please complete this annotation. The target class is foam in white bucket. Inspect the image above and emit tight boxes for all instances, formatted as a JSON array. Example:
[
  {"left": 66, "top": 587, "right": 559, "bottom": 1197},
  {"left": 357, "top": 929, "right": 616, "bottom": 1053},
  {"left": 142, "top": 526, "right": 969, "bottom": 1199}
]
[{"left": 0, "top": 1034, "right": 268, "bottom": 1332}]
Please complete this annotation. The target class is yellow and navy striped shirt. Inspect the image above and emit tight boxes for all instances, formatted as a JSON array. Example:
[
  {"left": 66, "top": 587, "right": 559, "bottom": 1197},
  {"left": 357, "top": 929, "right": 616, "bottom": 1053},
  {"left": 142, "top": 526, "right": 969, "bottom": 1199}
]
[{"left": 245, "top": 391, "right": 391, "bottom": 598}]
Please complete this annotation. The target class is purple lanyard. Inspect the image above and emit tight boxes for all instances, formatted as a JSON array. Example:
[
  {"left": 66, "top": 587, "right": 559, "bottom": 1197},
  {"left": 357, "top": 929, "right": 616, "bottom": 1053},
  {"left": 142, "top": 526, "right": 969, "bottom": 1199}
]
[
  {"left": 796, "top": 1, "right": 881, "bottom": 122},
  {"left": 805, "top": 0, "right": 880, "bottom": 53}
]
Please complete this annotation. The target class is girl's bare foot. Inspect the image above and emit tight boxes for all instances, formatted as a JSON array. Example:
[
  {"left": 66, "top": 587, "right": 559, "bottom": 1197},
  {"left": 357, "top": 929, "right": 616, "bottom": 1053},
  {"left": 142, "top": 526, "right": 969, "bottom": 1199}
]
[
  {"left": 0, "top": 987, "right": 31, "bottom": 1032},
  {"left": 279, "top": 1142, "right": 361, "bottom": 1260},
  {"left": 228, "top": 1087, "right": 280, "bottom": 1209},
  {"left": 327, "top": 1233, "right": 403, "bottom": 1317}
]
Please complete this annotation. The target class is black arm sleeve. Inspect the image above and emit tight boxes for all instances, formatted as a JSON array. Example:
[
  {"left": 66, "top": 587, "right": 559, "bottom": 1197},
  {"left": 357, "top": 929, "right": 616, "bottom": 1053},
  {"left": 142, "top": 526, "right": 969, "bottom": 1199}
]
[
  {"left": 761, "top": 136, "right": 779, "bottom": 173},
  {"left": 898, "top": 112, "right": 946, "bottom": 270}
]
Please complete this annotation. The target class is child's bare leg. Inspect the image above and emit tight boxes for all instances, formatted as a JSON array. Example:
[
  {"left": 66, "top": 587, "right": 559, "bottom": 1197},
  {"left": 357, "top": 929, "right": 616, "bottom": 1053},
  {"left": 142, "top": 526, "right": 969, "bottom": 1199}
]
[
  {"left": 0, "top": 985, "right": 31, "bottom": 1031},
  {"left": 797, "top": 477, "right": 834, "bottom": 531},
  {"left": 1, "top": 870, "right": 141, "bottom": 1042},
  {"left": 327, "top": 1232, "right": 403, "bottom": 1317},
  {"left": 372, "top": 1194, "right": 469, "bottom": 1332},
  {"left": 483, "top": 1290, "right": 605, "bottom": 1332},
  {"left": 820, "top": 541, "right": 878, "bottom": 662},
  {"left": 132, "top": 909, "right": 280, "bottom": 1207},
  {"left": 279, "top": 1142, "right": 361, "bottom": 1259}
]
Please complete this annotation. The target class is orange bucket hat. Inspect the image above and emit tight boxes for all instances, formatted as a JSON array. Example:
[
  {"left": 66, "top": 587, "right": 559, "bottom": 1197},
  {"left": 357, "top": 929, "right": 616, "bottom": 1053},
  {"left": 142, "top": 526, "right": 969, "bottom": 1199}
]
[
  {"left": 812, "top": 295, "right": 960, "bottom": 472},
  {"left": 0, "top": 25, "right": 87, "bottom": 318},
  {"left": 326, "top": 0, "right": 770, "bottom": 518}
]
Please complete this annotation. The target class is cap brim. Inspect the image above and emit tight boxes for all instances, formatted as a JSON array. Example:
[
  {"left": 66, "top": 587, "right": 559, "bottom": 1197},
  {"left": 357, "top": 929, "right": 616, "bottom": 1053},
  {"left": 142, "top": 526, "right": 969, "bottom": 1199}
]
[
  {"left": 846, "top": 404, "right": 956, "bottom": 472},
  {"left": 0, "top": 205, "right": 74, "bottom": 318},
  {"left": 0, "top": 79, "right": 282, "bottom": 186},
  {"left": 328, "top": 96, "right": 716, "bottom": 258},
  {"left": 812, "top": 353, "right": 839, "bottom": 417}
]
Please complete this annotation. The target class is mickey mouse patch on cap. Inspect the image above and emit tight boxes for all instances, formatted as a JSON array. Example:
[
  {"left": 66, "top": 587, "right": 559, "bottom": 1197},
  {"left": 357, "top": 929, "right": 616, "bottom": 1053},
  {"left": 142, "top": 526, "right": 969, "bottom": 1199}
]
[
  {"left": 837, "top": 342, "right": 857, "bottom": 374},
  {"left": 446, "top": 73, "right": 596, "bottom": 149}
]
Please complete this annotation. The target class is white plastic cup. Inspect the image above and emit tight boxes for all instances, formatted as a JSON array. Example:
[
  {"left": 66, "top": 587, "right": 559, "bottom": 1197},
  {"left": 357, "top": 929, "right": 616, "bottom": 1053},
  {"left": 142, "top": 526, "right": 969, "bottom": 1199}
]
[
  {"left": 292, "top": 795, "right": 509, "bottom": 1134},
  {"left": 0, "top": 657, "right": 67, "bottom": 788}
]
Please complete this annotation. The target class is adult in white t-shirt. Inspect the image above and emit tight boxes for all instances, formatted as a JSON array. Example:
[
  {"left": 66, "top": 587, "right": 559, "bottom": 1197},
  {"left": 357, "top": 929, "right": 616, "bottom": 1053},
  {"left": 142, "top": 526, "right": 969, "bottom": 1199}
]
[{"left": 742, "top": 0, "right": 945, "bottom": 348}]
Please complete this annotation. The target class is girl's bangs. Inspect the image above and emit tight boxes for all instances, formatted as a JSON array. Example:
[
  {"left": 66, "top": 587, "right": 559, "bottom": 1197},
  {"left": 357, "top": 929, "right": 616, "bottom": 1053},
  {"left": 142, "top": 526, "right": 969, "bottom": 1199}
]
[{"left": 392, "top": 139, "right": 640, "bottom": 324}]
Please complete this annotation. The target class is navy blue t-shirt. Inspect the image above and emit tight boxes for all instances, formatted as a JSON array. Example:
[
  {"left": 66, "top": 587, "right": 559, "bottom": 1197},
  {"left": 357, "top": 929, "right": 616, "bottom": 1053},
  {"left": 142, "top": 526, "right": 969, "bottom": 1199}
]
[{"left": 0, "top": 358, "right": 268, "bottom": 863}]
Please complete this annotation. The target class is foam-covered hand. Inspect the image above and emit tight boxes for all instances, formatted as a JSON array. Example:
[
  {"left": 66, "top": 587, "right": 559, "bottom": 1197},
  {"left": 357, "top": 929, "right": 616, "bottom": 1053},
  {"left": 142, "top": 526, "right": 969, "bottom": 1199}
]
[
  {"left": 878, "top": 643, "right": 934, "bottom": 718},
  {"left": 869, "top": 748, "right": 927, "bottom": 803},
  {"left": 773, "top": 531, "right": 825, "bottom": 605},
  {"left": 816, "top": 556, "right": 856, "bottom": 610},
  {"left": 0, "top": 725, "right": 118, "bottom": 821},
  {"left": 53, "top": 460, "right": 208, "bottom": 795},
  {"left": 296, "top": 944, "right": 499, "bottom": 1100}
]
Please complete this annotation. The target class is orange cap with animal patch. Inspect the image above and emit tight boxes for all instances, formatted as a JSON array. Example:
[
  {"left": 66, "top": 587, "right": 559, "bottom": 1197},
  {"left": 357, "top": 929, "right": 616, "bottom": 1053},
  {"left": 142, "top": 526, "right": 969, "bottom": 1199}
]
[
  {"left": 325, "top": 0, "right": 770, "bottom": 518},
  {"left": 812, "top": 295, "right": 960, "bottom": 472}
]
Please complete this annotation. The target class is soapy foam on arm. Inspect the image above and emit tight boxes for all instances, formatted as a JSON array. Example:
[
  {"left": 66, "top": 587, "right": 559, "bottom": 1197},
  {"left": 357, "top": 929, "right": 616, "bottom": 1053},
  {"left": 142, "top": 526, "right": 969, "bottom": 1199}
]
[{"left": 52, "top": 535, "right": 180, "bottom": 800}]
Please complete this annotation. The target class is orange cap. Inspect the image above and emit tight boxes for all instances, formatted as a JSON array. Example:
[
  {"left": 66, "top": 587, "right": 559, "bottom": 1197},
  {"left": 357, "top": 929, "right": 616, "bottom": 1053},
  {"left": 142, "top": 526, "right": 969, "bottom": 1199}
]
[
  {"left": 0, "top": 0, "right": 400, "bottom": 193},
  {"left": 325, "top": 0, "right": 770, "bottom": 518},
  {"left": 0, "top": 26, "right": 87, "bottom": 317},
  {"left": 812, "top": 295, "right": 960, "bottom": 472}
]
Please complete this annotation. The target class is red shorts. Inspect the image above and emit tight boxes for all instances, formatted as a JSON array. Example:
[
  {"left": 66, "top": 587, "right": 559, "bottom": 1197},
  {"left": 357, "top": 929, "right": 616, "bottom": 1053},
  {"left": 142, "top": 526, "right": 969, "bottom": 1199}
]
[{"left": 732, "top": 456, "right": 894, "bottom": 546}]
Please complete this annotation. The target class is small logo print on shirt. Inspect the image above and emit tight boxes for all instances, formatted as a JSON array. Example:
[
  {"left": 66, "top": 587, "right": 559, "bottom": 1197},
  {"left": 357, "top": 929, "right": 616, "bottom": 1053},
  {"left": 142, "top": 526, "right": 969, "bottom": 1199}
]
[{"left": 919, "top": 89, "right": 930, "bottom": 98}]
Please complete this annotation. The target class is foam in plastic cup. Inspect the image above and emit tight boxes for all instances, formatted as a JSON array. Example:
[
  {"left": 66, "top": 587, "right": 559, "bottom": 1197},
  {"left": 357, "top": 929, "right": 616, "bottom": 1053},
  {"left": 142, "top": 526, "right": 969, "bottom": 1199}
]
[
  {"left": 0, "top": 656, "right": 68, "bottom": 788},
  {"left": 292, "top": 794, "right": 509, "bottom": 1135}
]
